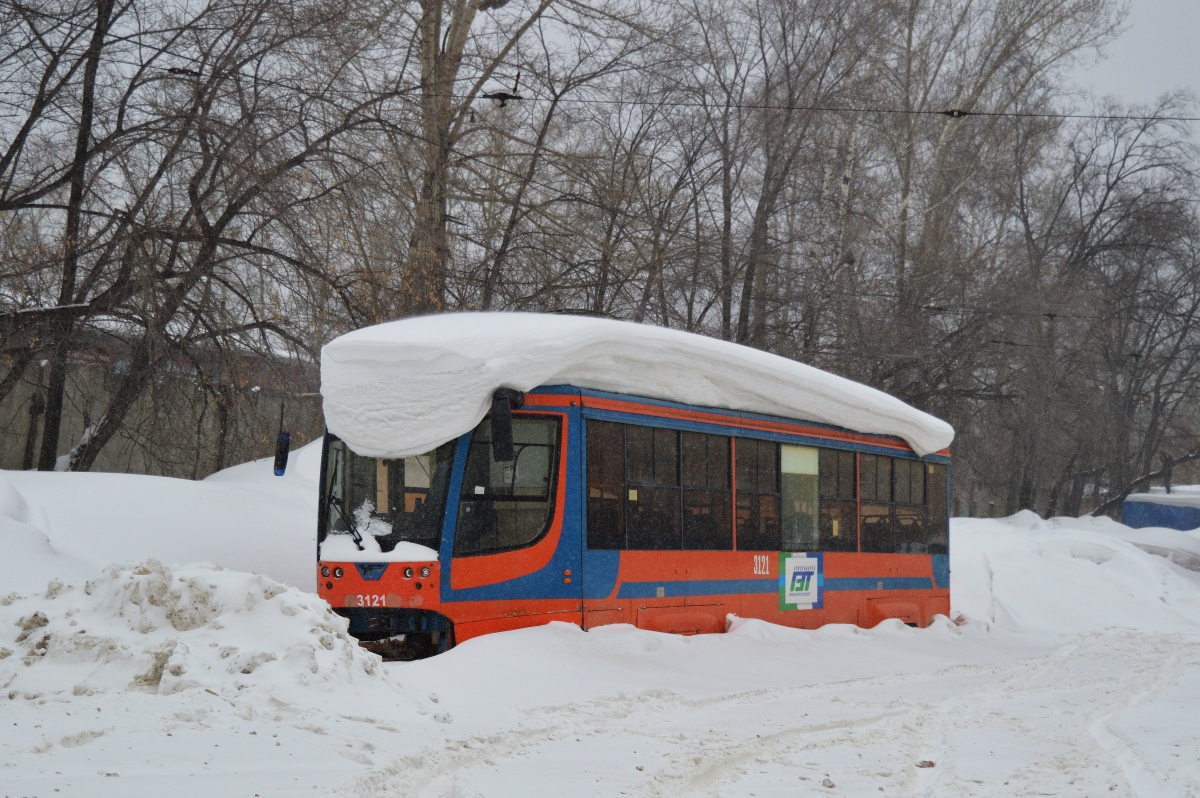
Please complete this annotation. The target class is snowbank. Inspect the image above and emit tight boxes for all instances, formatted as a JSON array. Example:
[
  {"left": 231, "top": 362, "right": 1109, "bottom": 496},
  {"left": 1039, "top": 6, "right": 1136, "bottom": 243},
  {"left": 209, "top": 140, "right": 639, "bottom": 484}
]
[
  {"left": 0, "top": 560, "right": 387, "bottom": 702},
  {"left": 951, "top": 511, "right": 1200, "bottom": 633},
  {"left": 320, "top": 312, "right": 955, "bottom": 458},
  {"left": 0, "top": 440, "right": 322, "bottom": 593}
]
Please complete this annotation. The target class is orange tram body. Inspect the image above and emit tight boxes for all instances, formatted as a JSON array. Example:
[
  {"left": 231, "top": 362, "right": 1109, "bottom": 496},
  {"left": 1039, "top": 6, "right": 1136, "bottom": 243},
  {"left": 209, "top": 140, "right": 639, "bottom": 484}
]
[{"left": 317, "top": 386, "right": 950, "bottom": 655}]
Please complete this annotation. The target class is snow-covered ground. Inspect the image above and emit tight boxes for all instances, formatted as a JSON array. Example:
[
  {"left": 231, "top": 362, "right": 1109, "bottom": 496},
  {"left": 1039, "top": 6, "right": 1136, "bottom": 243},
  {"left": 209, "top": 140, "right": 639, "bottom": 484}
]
[{"left": 3, "top": 457, "right": 1200, "bottom": 797}]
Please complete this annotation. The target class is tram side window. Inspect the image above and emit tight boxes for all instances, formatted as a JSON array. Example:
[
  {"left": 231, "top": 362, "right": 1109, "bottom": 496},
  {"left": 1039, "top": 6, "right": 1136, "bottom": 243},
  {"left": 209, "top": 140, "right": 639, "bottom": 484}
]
[
  {"left": 587, "top": 421, "right": 733, "bottom": 551},
  {"left": 927, "top": 463, "right": 949, "bottom": 554},
  {"left": 735, "top": 438, "right": 781, "bottom": 551},
  {"left": 893, "top": 459, "right": 928, "bottom": 553},
  {"left": 586, "top": 420, "right": 625, "bottom": 550},
  {"left": 682, "top": 431, "right": 733, "bottom": 550},
  {"left": 781, "top": 445, "right": 819, "bottom": 551},
  {"left": 860, "top": 453, "right": 893, "bottom": 553},
  {"left": 454, "top": 417, "right": 560, "bottom": 557},
  {"left": 856, "top": 454, "right": 936, "bottom": 554},
  {"left": 819, "top": 449, "right": 857, "bottom": 552},
  {"left": 625, "top": 425, "right": 682, "bottom": 550}
]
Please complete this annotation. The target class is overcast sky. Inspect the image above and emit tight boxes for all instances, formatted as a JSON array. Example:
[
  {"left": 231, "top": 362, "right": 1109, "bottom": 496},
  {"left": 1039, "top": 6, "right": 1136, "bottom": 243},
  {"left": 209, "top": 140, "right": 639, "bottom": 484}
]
[{"left": 1074, "top": 0, "right": 1200, "bottom": 106}]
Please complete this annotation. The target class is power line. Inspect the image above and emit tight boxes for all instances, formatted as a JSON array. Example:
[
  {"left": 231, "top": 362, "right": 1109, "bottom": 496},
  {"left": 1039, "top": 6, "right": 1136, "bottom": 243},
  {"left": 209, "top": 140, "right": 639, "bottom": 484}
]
[{"left": 452, "top": 87, "right": 1200, "bottom": 124}]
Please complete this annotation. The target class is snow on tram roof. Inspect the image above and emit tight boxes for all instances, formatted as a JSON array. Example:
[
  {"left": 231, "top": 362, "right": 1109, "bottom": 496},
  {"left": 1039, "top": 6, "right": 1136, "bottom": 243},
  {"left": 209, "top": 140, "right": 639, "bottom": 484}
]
[{"left": 320, "top": 312, "right": 955, "bottom": 459}]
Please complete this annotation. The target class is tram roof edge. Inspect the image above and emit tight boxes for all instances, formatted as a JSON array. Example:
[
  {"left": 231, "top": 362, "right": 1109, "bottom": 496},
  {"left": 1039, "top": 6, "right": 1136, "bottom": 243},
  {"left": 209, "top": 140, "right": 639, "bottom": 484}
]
[{"left": 319, "top": 312, "right": 955, "bottom": 459}]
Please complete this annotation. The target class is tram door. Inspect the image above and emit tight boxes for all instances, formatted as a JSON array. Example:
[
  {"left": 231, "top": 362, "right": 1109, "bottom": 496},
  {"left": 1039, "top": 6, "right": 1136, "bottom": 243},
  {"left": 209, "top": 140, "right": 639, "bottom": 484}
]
[{"left": 442, "top": 410, "right": 584, "bottom": 633}]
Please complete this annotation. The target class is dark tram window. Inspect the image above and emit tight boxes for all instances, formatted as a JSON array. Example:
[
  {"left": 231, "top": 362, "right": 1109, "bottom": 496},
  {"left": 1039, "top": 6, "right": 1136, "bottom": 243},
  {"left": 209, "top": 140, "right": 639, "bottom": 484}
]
[
  {"left": 894, "top": 458, "right": 911, "bottom": 504},
  {"left": 860, "top": 455, "right": 935, "bottom": 554},
  {"left": 895, "top": 505, "right": 927, "bottom": 553},
  {"left": 819, "top": 449, "right": 858, "bottom": 551},
  {"left": 683, "top": 490, "right": 732, "bottom": 550},
  {"left": 626, "top": 424, "right": 677, "bottom": 487},
  {"left": 625, "top": 424, "right": 681, "bottom": 549},
  {"left": 910, "top": 460, "right": 925, "bottom": 505},
  {"left": 926, "top": 463, "right": 948, "bottom": 554},
  {"left": 586, "top": 420, "right": 625, "bottom": 550},
  {"left": 819, "top": 449, "right": 857, "bottom": 500},
  {"left": 682, "top": 431, "right": 729, "bottom": 490},
  {"left": 588, "top": 421, "right": 733, "bottom": 551},
  {"left": 627, "top": 486, "right": 682, "bottom": 550},
  {"left": 860, "top": 454, "right": 892, "bottom": 503},
  {"left": 860, "top": 503, "right": 892, "bottom": 552},
  {"left": 735, "top": 438, "right": 781, "bottom": 551},
  {"left": 820, "top": 500, "right": 858, "bottom": 552},
  {"left": 455, "top": 417, "right": 560, "bottom": 556},
  {"left": 682, "top": 432, "right": 732, "bottom": 550},
  {"left": 890, "top": 458, "right": 927, "bottom": 552}
]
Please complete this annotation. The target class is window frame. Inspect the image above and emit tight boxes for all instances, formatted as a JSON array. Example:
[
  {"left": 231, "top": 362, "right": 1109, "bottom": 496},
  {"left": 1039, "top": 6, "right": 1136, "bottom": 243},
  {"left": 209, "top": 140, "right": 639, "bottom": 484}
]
[
  {"left": 319, "top": 433, "right": 456, "bottom": 552},
  {"left": 586, "top": 420, "right": 734, "bottom": 551},
  {"left": 818, "top": 448, "right": 859, "bottom": 552},
  {"left": 581, "top": 417, "right": 950, "bottom": 558},
  {"left": 453, "top": 413, "right": 563, "bottom": 558},
  {"left": 734, "top": 436, "right": 782, "bottom": 552}
]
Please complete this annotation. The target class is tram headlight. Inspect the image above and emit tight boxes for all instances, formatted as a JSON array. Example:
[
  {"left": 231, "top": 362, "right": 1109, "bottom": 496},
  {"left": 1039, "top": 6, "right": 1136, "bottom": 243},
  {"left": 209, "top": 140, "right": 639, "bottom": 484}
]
[
  {"left": 321, "top": 566, "right": 330, "bottom": 577},
  {"left": 333, "top": 567, "right": 343, "bottom": 579},
  {"left": 403, "top": 567, "right": 414, "bottom": 579},
  {"left": 420, "top": 566, "right": 431, "bottom": 578}
]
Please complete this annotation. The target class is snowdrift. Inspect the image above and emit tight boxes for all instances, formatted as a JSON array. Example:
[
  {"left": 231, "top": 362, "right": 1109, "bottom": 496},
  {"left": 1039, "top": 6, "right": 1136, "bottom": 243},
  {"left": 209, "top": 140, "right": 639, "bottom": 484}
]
[
  {"left": 320, "top": 312, "right": 955, "bottom": 458},
  {"left": 0, "top": 440, "right": 322, "bottom": 593},
  {"left": 952, "top": 511, "right": 1200, "bottom": 633},
  {"left": 0, "top": 559, "right": 388, "bottom": 703}
]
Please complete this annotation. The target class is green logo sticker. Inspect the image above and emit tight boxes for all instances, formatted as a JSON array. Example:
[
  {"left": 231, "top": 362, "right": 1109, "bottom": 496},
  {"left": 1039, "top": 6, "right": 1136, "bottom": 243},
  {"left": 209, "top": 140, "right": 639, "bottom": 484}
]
[{"left": 779, "top": 552, "right": 823, "bottom": 610}]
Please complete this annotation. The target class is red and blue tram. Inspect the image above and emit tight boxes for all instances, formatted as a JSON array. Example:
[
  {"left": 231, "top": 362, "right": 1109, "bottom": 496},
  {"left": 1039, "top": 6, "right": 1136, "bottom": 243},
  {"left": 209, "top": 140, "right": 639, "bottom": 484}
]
[{"left": 316, "top": 385, "right": 950, "bottom": 655}]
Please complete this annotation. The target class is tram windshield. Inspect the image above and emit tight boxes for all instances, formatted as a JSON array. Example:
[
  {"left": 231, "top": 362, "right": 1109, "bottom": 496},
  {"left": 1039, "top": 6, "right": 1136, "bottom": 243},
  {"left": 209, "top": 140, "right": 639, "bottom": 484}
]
[{"left": 324, "top": 437, "right": 456, "bottom": 552}]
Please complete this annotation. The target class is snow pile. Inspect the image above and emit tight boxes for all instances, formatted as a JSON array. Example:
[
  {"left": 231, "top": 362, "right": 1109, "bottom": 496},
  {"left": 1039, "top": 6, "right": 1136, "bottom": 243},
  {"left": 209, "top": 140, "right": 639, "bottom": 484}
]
[
  {"left": 0, "top": 440, "right": 322, "bottom": 592},
  {"left": 321, "top": 312, "right": 955, "bottom": 458},
  {"left": 951, "top": 511, "right": 1200, "bottom": 633},
  {"left": 0, "top": 559, "right": 386, "bottom": 702}
]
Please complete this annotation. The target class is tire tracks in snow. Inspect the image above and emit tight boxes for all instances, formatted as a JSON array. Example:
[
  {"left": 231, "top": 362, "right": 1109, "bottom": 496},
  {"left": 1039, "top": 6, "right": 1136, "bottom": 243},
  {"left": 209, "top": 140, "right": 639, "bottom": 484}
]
[{"left": 348, "top": 630, "right": 1200, "bottom": 798}]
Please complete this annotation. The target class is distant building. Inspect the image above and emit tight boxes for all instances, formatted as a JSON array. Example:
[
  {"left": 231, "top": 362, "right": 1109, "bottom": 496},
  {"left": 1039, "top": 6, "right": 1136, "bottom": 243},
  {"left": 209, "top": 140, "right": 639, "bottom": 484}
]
[{"left": 1123, "top": 487, "right": 1200, "bottom": 531}]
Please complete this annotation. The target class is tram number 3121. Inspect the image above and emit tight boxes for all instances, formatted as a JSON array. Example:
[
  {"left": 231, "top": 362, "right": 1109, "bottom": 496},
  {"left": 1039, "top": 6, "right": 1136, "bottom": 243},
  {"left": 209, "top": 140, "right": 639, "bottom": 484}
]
[{"left": 752, "top": 555, "right": 771, "bottom": 575}]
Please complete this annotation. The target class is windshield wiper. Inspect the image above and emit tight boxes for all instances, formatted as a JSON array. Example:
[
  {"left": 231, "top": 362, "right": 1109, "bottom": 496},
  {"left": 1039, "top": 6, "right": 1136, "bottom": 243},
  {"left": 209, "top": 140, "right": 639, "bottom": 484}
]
[{"left": 325, "top": 455, "right": 362, "bottom": 547}]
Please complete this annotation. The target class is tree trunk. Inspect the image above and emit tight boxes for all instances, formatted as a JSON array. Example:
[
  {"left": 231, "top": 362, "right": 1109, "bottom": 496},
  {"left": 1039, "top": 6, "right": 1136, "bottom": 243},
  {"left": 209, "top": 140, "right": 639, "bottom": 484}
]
[{"left": 38, "top": 0, "right": 115, "bottom": 470}]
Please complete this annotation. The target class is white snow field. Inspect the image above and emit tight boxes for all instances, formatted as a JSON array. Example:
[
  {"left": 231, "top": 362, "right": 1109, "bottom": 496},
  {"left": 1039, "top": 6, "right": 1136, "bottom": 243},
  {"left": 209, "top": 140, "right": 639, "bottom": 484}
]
[{"left": 3, "top": 457, "right": 1200, "bottom": 797}]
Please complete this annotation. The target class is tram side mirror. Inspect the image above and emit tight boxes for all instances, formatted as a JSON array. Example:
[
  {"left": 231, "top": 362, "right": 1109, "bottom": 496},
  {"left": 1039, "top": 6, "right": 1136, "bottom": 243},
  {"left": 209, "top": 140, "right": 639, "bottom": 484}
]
[
  {"left": 273, "top": 431, "right": 291, "bottom": 476},
  {"left": 489, "top": 388, "right": 525, "bottom": 462}
]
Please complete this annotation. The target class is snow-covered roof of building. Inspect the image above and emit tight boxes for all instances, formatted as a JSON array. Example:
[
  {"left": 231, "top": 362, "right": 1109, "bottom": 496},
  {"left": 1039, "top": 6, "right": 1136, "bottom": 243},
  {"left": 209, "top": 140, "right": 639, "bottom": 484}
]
[
  {"left": 1125, "top": 488, "right": 1200, "bottom": 508},
  {"left": 320, "top": 312, "right": 955, "bottom": 459}
]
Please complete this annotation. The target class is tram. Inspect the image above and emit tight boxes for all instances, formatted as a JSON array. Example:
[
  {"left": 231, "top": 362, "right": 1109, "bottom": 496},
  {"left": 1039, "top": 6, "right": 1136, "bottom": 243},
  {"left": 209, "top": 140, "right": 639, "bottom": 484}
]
[{"left": 315, "top": 313, "right": 952, "bottom": 656}]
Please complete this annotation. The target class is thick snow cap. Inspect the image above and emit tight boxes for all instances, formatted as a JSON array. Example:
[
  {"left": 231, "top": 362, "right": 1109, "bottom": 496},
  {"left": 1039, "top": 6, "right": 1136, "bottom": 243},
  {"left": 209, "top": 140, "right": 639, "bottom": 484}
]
[{"left": 320, "top": 312, "right": 955, "bottom": 458}]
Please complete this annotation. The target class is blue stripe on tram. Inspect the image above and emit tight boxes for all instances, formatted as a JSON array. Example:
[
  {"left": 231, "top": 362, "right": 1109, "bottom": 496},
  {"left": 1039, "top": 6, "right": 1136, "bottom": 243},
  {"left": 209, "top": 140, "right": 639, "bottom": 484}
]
[{"left": 616, "top": 576, "right": 932, "bottom": 599}]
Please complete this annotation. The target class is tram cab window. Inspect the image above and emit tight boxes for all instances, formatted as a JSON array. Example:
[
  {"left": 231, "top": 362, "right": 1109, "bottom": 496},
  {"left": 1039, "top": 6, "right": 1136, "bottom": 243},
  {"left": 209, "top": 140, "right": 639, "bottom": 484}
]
[
  {"left": 454, "top": 416, "right": 560, "bottom": 557},
  {"left": 322, "top": 437, "right": 454, "bottom": 552}
]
